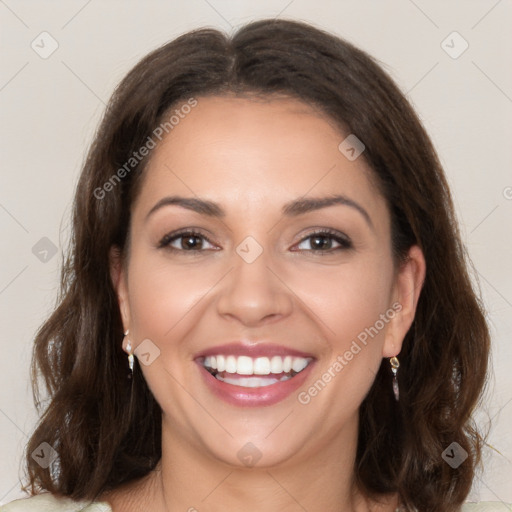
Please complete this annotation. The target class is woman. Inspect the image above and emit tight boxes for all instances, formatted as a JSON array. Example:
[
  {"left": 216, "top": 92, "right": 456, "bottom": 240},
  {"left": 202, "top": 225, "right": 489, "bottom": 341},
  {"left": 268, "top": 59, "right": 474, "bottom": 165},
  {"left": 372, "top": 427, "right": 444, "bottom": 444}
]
[{"left": 2, "top": 18, "right": 505, "bottom": 512}]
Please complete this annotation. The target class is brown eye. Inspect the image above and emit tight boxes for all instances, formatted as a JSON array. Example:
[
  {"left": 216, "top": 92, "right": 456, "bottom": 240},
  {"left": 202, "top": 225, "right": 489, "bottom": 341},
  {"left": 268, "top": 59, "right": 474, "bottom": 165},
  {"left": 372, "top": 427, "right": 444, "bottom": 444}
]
[
  {"left": 294, "top": 230, "right": 352, "bottom": 253},
  {"left": 158, "top": 230, "right": 216, "bottom": 252}
]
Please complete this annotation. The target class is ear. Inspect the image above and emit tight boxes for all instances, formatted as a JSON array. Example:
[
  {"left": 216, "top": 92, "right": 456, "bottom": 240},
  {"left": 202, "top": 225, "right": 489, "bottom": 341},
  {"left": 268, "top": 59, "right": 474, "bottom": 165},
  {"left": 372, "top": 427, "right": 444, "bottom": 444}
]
[
  {"left": 109, "top": 245, "right": 130, "bottom": 333},
  {"left": 382, "top": 245, "right": 426, "bottom": 358}
]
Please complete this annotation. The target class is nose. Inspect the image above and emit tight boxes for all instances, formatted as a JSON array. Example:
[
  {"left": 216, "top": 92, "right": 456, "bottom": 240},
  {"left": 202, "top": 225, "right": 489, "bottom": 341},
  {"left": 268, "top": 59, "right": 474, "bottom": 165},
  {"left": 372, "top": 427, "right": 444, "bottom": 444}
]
[{"left": 215, "top": 246, "right": 294, "bottom": 327}]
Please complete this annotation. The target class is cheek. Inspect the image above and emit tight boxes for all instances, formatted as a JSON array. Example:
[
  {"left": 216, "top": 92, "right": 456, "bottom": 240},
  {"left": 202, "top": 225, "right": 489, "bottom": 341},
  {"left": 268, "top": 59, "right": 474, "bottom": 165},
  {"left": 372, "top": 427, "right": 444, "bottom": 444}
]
[
  {"left": 124, "top": 251, "right": 215, "bottom": 417},
  {"left": 293, "top": 261, "right": 395, "bottom": 417},
  {"left": 290, "top": 255, "right": 395, "bottom": 346},
  {"left": 126, "top": 252, "right": 216, "bottom": 341}
]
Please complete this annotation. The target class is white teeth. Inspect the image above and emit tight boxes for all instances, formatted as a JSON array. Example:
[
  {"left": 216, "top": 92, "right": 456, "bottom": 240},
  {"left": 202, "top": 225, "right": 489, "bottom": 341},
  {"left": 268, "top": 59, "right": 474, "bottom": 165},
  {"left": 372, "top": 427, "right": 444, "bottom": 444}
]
[
  {"left": 225, "top": 355, "right": 237, "bottom": 373},
  {"left": 270, "top": 356, "right": 282, "bottom": 373},
  {"left": 253, "top": 357, "right": 270, "bottom": 375},
  {"left": 292, "top": 357, "right": 309, "bottom": 373},
  {"left": 202, "top": 355, "right": 312, "bottom": 376},
  {"left": 236, "top": 356, "right": 253, "bottom": 375},
  {"left": 216, "top": 355, "right": 226, "bottom": 372},
  {"left": 216, "top": 374, "right": 293, "bottom": 387},
  {"left": 204, "top": 356, "right": 216, "bottom": 370}
]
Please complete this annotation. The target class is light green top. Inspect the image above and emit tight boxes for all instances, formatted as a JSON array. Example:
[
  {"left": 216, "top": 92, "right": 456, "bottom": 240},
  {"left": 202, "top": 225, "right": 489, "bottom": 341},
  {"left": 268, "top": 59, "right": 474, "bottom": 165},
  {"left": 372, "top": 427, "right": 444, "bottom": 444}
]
[{"left": 1, "top": 494, "right": 511, "bottom": 511}]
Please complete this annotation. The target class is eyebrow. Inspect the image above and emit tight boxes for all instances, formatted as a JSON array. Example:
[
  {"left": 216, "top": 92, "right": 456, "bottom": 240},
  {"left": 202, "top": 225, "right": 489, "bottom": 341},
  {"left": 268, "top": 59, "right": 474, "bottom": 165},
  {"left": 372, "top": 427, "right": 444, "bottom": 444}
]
[{"left": 145, "top": 194, "right": 373, "bottom": 228}]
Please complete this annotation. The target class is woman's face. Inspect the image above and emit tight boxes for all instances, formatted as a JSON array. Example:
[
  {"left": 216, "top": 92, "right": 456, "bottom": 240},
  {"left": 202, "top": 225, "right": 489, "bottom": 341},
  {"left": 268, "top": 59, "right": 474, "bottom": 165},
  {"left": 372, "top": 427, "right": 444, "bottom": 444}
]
[{"left": 112, "top": 95, "right": 424, "bottom": 468}]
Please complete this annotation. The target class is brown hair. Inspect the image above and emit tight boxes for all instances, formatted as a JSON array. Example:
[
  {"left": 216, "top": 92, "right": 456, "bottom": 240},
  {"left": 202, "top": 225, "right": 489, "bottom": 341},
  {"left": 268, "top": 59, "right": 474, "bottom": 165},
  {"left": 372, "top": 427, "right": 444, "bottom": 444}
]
[{"left": 24, "top": 18, "right": 490, "bottom": 511}]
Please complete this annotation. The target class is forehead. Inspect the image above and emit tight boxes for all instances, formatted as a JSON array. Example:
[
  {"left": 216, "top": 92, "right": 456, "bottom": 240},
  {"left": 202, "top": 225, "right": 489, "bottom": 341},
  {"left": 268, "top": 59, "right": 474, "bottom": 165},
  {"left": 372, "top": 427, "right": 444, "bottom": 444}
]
[{"left": 132, "top": 95, "right": 388, "bottom": 226}]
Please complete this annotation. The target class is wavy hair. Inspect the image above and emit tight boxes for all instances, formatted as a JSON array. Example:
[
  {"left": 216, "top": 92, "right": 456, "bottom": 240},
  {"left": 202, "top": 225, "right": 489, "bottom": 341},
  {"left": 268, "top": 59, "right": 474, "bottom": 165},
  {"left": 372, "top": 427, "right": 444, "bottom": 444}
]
[{"left": 24, "top": 18, "right": 490, "bottom": 511}]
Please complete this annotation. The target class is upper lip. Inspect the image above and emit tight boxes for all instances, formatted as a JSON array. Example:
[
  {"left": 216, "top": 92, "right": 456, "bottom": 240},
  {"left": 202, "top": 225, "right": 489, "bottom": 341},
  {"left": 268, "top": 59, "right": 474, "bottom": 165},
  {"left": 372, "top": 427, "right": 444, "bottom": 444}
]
[{"left": 195, "top": 342, "right": 315, "bottom": 360}]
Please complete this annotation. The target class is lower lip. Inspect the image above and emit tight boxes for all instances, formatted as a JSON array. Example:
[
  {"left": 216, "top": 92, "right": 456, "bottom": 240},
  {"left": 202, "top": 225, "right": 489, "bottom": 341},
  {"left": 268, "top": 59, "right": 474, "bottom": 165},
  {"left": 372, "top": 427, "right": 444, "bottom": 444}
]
[{"left": 196, "top": 361, "right": 315, "bottom": 407}]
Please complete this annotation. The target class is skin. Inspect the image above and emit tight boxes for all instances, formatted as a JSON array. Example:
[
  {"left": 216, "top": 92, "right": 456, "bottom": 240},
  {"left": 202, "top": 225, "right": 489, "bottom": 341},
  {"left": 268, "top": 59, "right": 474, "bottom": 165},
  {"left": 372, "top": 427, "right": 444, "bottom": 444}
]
[{"left": 106, "top": 95, "right": 425, "bottom": 512}]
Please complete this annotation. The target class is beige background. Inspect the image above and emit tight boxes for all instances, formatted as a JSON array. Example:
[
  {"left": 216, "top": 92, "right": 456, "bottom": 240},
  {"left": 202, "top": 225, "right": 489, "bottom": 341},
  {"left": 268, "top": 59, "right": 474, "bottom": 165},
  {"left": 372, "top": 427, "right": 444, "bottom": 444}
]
[{"left": 1, "top": 0, "right": 511, "bottom": 505}]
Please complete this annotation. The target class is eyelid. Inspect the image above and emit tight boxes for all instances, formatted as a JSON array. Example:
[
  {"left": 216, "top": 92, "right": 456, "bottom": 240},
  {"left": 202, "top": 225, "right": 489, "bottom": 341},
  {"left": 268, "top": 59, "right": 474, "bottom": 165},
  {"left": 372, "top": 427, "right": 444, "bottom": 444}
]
[
  {"left": 158, "top": 227, "right": 352, "bottom": 253},
  {"left": 292, "top": 228, "right": 353, "bottom": 252},
  {"left": 157, "top": 228, "right": 218, "bottom": 250}
]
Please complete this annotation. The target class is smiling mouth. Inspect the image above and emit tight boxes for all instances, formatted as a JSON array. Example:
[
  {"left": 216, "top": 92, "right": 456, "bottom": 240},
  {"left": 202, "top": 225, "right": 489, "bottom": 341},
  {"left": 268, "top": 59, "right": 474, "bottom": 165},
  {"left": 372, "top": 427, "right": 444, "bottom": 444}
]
[{"left": 201, "top": 354, "right": 313, "bottom": 388}]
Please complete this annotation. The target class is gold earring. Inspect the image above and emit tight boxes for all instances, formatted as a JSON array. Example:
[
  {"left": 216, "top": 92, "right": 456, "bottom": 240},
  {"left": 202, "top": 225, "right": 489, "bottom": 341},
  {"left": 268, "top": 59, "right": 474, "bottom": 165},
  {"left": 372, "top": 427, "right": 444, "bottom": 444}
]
[
  {"left": 390, "top": 356, "right": 400, "bottom": 401},
  {"left": 124, "top": 329, "right": 134, "bottom": 377}
]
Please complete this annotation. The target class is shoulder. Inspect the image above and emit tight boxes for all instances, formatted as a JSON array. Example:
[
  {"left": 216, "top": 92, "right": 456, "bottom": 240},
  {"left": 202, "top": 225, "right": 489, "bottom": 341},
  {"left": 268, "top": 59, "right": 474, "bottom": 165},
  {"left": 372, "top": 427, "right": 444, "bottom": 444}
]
[
  {"left": 0, "top": 494, "right": 112, "bottom": 512},
  {"left": 462, "top": 503, "right": 512, "bottom": 511}
]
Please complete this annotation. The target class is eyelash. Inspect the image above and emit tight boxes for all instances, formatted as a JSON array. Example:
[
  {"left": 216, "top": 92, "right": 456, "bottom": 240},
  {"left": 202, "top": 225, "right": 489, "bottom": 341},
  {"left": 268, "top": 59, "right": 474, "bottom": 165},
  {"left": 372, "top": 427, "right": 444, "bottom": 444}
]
[{"left": 157, "top": 228, "right": 353, "bottom": 255}]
